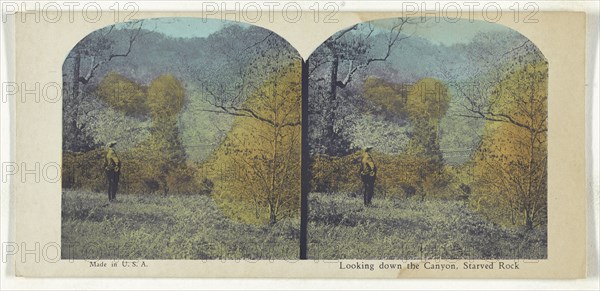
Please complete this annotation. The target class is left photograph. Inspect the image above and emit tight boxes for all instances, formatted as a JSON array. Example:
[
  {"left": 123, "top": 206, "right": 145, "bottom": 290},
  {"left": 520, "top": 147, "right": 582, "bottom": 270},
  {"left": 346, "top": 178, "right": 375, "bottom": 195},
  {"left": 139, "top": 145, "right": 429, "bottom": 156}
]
[{"left": 61, "top": 18, "right": 302, "bottom": 260}]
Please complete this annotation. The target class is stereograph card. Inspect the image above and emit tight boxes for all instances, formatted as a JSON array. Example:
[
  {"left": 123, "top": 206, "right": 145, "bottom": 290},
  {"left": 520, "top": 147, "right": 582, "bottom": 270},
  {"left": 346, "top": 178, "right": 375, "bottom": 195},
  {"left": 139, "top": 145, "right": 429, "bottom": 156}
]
[{"left": 10, "top": 8, "right": 587, "bottom": 278}]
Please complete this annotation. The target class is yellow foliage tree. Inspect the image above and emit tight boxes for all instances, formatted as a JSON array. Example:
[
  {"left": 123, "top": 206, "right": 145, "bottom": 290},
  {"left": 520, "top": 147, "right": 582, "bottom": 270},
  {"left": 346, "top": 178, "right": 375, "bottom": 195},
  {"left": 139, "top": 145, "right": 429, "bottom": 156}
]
[
  {"left": 406, "top": 78, "right": 450, "bottom": 123},
  {"left": 362, "top": 76, "right": 407, "bottom": 115},
  {"left": 472, "top": 61, "right": 548, "bottom": 229},
  {"left": 96, "top": 72, "right": 149, "bottom": 117},
  {"left": 405, "top": 78, "right": 451, "bottom": 197},
  {"left": 147, "top": 74, "right": 185, "bottom": 124},
  {"left": 142, "top": 74, "right": 187, "bottom": 195},
  {"left": 208, "top": 62, "right": 301, "bottom": 225}
]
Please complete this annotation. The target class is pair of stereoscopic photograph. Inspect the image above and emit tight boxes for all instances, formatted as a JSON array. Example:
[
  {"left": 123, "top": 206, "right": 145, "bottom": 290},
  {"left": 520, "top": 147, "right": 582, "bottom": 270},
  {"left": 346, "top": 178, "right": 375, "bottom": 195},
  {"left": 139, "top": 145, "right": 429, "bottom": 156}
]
[{"left": 61, "top": 16, "right": 549, "bottom": 262}]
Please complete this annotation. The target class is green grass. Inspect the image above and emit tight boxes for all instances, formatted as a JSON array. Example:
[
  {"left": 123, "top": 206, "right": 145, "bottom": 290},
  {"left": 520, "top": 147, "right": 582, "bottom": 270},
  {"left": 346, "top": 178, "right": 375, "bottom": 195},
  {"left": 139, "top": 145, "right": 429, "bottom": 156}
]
[
  {"left": 308, "top": 193, "right": 547, "bottom": 260},
  {"left": 61, "top": 190, "right": 299, "bottom": 260},
  {"left": 62, "top": 190, "right": 546, "bottom": 260}
]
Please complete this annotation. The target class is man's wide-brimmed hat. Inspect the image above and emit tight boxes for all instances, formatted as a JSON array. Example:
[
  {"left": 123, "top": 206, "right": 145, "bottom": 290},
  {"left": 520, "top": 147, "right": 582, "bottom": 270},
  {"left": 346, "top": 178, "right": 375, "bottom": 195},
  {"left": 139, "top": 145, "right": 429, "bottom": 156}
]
[
  {"left": 107, "top": 141, "right": 117, "bottom": 147},
  {"left": 363, "top": 146, "right": 373, "bottom": 151}
]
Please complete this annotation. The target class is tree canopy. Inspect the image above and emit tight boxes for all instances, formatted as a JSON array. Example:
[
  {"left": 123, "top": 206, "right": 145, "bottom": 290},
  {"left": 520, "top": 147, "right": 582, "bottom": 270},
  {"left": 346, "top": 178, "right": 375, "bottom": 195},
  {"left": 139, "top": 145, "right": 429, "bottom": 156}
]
[
  {"left": 96, "top": 72, "right": 149, "bottom": 118},
  {"left": 472, "top": 60, "right": 548, "bottom": 229},
  {"left": 208, "top": 61, "right": 302, "bottom": 225}
]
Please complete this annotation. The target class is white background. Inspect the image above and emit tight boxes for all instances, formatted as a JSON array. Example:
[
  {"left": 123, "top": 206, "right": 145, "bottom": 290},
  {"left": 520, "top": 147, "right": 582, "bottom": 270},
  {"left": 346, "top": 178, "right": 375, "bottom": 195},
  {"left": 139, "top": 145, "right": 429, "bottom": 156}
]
[{"left": 1, "top": 1, "right": 598, "bottom": 289}]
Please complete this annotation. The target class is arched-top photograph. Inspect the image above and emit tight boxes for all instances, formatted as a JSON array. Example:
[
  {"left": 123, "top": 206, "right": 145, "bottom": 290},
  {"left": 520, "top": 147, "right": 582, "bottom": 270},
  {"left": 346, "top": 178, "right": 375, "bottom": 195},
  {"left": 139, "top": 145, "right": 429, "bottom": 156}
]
[
  {"left": 60, "top": 15, "right": 549, "bottom": 261},
  {"left": 61, "top": 17, "right": 303, "bottom": 260},
  {"left": 306, "top": 17, "right": 547, "bottom": 260}
]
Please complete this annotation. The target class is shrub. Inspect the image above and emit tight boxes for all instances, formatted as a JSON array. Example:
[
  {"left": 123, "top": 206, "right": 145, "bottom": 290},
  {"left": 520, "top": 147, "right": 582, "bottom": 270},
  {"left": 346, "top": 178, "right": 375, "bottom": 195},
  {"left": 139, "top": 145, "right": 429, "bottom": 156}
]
[
  {"left": 310, "top": 151, "right": 461, "bottom": 200},
  {"left": 166, "top": 164, "right": 205, "bottom": 195},
  {"left": 62, "top": 149, "right": 106, "bottom": 192},
  {"left": 311, "top": 154, "right": 361, "bottom": 194},
  {"left": 63, "top": 147, "right": 205, "bottom": 196}
]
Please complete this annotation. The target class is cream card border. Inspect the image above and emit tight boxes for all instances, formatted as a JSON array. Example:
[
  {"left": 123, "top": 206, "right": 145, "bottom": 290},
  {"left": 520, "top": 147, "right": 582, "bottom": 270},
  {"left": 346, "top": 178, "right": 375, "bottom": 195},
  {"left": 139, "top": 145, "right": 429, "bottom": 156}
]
[{"left": 13, "top": 11, "right": 586, "bottom": 278}]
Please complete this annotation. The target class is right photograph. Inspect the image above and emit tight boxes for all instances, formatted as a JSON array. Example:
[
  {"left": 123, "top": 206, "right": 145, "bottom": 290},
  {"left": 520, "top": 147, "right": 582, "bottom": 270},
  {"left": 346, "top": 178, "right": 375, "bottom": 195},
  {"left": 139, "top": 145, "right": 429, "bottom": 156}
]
[{"left": 306, "top": 17, "right": 548, "bottom": 260}]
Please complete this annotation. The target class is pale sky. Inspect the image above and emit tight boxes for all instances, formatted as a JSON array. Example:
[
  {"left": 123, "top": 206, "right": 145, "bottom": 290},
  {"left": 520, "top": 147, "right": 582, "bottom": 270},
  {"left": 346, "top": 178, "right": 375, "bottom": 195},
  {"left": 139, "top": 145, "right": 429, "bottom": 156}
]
[
  {"left": 118, "top": 17, "right": 508, "bottom": 45},
  {"left": 119, "top": 17, "right": 250, "bottom": 39},
  {"left": 412, "top": 18, "right": 509, "bottom": 45}
]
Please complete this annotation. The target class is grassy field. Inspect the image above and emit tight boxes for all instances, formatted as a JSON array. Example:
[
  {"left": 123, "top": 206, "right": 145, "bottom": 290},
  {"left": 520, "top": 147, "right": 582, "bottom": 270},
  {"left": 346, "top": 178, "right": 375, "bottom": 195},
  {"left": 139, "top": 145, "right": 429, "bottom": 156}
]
[
  {"left": 62, "top": 190, "right": 546, "bottom": 260},
  {"left": 61, "top": 190, "right": 299, "bottom": 260},
  {"left": 308, "top": 193, "right": 547, "bottom": 260}
]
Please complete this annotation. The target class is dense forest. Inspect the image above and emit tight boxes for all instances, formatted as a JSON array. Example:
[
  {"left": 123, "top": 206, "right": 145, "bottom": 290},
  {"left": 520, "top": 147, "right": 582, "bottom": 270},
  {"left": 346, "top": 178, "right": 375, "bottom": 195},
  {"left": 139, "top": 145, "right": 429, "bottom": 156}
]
[
  {"left": 62, "top": 17, "right": 547, "bottom": 260},
  {"left": 62, "top": 20, "right": 301, "bottom": 225},
  {"left": 307, "top": 19, "right": 546, "bottom": 231}
]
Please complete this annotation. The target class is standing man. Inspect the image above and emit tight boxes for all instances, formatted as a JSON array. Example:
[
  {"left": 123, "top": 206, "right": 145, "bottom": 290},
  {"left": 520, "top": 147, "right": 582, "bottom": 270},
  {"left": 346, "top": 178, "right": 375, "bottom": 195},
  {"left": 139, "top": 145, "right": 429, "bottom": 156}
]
[
  {"left": 360, "top": 146, "right": 377, "bottom": 206},
  {"left": 104, "top": 141, "right": 121, "bottom": 202}
]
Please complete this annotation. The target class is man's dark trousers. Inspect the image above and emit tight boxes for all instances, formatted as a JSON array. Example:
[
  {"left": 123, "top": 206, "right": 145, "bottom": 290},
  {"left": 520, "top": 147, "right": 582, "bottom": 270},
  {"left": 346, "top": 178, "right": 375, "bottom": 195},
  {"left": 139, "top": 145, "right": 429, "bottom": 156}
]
[
  {"left": 106, "top": 170, "right": 120, "bottom": 201},
  {"left": 361, "top": 174, "right": 375, "bottom": 206}
]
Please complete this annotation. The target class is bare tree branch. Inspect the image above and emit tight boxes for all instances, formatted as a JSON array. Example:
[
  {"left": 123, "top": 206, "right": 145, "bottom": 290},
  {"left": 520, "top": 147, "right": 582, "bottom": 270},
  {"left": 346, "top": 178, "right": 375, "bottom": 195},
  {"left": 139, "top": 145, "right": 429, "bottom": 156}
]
[
  {"left": 78, "top": 21, "right": 146, "bottom": 85},
  {"left": 334, "top": 18, "right": 412, "bottom": 89}
]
